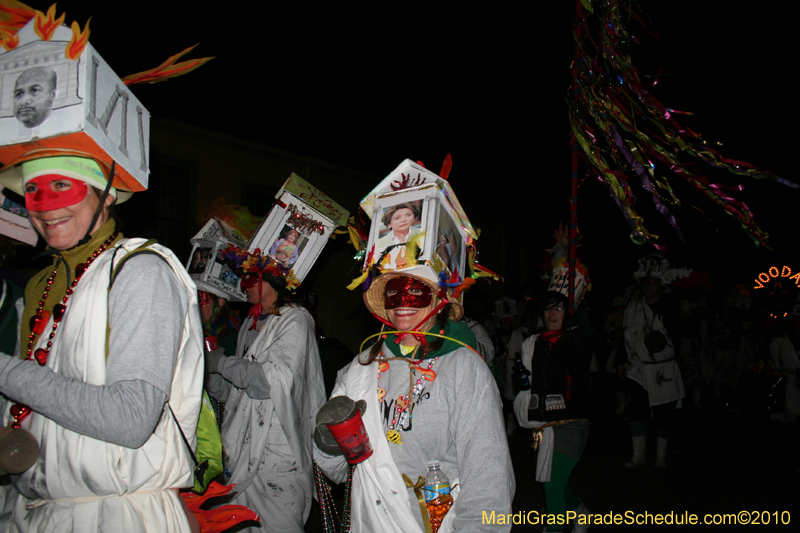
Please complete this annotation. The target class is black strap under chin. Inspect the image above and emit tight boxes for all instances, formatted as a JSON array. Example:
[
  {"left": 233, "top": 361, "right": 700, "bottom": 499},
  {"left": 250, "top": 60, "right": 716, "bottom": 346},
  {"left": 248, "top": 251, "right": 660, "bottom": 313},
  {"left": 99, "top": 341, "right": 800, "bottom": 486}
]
[{"left": 76, "top": 160, "right": 116, "bottom": 247}]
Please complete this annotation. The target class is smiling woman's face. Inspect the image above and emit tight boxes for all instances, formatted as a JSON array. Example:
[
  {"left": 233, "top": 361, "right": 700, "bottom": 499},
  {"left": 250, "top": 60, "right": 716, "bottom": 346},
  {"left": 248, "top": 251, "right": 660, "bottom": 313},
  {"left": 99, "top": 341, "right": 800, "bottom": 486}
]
[
  {"left": 25, "top": 177, "right": 111, "bottom": 250},
  {"left": 384, "top": 276, "right": 438, "bottom": 344}
]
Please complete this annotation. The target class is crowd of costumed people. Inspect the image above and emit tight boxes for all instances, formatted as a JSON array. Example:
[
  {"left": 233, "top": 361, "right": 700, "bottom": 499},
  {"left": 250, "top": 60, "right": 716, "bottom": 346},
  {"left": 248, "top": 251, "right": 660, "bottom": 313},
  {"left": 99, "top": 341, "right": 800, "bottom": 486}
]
[{"left": 0, "top": 2, "right": 798, "bottom": 533}]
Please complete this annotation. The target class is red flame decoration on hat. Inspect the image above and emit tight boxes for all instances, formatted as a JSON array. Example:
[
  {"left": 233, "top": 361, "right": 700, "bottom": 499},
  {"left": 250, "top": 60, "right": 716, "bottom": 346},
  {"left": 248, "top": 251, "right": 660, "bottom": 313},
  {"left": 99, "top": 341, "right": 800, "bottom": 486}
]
[
  {"left": 66, "top": 18, "right": 90, "bottom": 60},
  {"left": 33, "top": 4, "right": 63, "bottom": 41}
]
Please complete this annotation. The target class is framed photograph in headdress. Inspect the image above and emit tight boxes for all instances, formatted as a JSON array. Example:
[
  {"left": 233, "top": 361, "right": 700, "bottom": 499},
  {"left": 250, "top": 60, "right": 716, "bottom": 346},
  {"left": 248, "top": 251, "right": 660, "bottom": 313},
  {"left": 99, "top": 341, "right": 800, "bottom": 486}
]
[
  {"left": 187, "top": 239, "right": 246, "bottom": 301},
  {"left": 266, "top": 224, "right": 310, "bottom": 269},
  {"left": 372, "top": 195, "right": 428, "bottom": 271},
  {"left": 246, "top": 191, "right": 339, "bottom": 283},
  {"left": 434, "top": 203, "right": 465, "bottom": 279},
  {"left": 188, "top": 245, "right": 212, "bottom": 274}
]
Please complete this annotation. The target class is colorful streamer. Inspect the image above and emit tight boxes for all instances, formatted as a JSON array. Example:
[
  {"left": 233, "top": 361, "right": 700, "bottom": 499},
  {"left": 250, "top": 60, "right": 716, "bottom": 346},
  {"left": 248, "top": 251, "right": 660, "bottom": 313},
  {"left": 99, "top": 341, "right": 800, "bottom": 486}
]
[{"left": 568, "top": 0, "right": 797, "bottom": 248}]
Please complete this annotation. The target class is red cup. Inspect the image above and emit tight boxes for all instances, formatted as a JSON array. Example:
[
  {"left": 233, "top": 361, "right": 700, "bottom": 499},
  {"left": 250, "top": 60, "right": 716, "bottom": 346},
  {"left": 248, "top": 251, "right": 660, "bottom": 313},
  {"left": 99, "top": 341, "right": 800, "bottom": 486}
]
[
  {"left": 326, "top": 408, "right": 373, "bottom": 465},
  {"left": 204, "top": 335, "right": 219, "bottom": 351}
]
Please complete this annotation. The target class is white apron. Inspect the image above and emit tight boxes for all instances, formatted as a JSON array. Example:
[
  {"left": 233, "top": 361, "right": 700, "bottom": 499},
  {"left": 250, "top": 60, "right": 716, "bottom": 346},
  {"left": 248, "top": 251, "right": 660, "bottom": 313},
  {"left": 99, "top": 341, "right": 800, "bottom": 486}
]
[
  {"left": 10, "top": 238, "right": 204, "bottom": 532},
  {"left": 325, "top": 357, "right": 462, "bottom": 533},
  {"left": 623, "top": 300, "right": 685, "bottom": 407}
]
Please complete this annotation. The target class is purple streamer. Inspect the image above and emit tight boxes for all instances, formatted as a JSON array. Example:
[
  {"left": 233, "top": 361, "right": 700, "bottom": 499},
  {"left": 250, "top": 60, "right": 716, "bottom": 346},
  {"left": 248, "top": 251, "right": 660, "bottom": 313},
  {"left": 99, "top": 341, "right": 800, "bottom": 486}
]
[{"left": 610, "top": 125, "right": 684, "bottom": 241}]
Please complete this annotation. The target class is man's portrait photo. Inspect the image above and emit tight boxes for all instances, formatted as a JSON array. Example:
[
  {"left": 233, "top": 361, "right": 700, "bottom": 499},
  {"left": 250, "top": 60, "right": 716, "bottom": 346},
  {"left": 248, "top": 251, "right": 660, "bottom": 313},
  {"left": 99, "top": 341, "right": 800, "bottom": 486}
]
[{"left": 14, "top": 66, "right": 57, "bottom": 128}]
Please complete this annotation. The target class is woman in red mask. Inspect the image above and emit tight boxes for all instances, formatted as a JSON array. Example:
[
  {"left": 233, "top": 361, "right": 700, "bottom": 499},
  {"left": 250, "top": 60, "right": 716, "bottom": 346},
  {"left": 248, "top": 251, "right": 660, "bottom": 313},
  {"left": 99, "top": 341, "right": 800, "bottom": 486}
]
[
  {"left": 204, "top": 248, "right": 325, "bottom": 533},
  {"left": 313, "top": 272, "right": 515, "bottom": 532},
  {"left": 0, "top": 154, "right": 204, "bottom": 532},
  {"left": 513, "top": 291, "right": 592, "bottom": 533}
]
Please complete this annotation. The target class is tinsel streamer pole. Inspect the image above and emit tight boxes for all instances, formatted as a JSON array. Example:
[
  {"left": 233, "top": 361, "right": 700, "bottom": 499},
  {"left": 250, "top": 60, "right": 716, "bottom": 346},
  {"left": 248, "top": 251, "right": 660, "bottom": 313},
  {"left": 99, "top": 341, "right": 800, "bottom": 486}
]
[
  {"left": 569, "top": 140, "right": 579, "bottom": 314},
  {"left": 567, "top": 0, "right": 584, "bottom": 314},
  {"left": 566, "top": 0, "right": 797, "bottom": 249}
]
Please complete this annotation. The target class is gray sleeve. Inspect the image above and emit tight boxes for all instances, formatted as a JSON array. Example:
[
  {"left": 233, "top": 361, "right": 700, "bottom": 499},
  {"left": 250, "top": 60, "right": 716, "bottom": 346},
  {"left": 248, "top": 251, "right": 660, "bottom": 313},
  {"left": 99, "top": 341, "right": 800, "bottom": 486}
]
[
  {"left": 205, "top": 373, "right": 231, "bottom": 402},
  {"left": 0, "top": 361, "right": 166, "bottom": 449},
  {"left": 0, "top": 253, "right": 186, "bottom": 448},
  {"left": 312, "top": 364, "right": 351, "bottom": 483},
  {"left": 216, "top": 356, "right": 271, "bottom": 399},
  {"left": 452, "top": 355, "right": 516, "bottom": 531}
]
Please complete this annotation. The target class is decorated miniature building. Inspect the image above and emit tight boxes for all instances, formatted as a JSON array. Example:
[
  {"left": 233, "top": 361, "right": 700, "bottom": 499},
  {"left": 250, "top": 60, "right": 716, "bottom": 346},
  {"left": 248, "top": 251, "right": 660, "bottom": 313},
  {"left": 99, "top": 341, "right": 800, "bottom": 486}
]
[
  {"left": 187, "top": 217, "right": 249, "bottom": 302},
  {"left": 0, "top": 15, "right": 149, "bottom": 194},
  {"left": 357, "top": 159, "right": 478, "bottom": 306},
  {"left": 187, "top": 173, "right": 347, "bottom": 300},
  {"left": 244, "top": 172, "right": 349, "bottom": 284}
]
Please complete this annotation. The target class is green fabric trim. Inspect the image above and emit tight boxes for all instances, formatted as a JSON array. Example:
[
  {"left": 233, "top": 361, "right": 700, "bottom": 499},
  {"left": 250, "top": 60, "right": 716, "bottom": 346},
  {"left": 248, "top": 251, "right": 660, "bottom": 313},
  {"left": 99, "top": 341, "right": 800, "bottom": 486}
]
[
  {"left": 382, "top": 319, "right": 477, "bottom": 359},
  {"left": 19, "top": 218, "right": 119, "bottom": 358},
  {"left": 193, "top": 390, "right": 224, "bottom": 493}
]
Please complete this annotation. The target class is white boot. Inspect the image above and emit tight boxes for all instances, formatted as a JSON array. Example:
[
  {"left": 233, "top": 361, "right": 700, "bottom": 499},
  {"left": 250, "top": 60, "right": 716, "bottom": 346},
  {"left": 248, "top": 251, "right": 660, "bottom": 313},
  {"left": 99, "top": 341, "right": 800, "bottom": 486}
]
[
  {"left": 572, "top": 501, "right": 591, "bottom": 532},
  {"left": 624, "top": 435, "right": 646, "bottom": 468},
  {"left": 655, "top": 436, "right": 668, "bottom": 468}
]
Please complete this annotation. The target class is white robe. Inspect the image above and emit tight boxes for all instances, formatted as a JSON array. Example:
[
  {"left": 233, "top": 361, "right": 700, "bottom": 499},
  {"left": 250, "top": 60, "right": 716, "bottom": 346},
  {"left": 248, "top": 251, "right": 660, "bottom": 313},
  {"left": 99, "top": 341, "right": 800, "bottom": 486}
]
[
  {"left": 623, "top": 299, "right": 685, "bottom": 407},
  {"left": 221, "top": 306, "right": 325, "bottom": 532},
  {"left": 10, "top": 238, "right": 204, "bottom": 532}
]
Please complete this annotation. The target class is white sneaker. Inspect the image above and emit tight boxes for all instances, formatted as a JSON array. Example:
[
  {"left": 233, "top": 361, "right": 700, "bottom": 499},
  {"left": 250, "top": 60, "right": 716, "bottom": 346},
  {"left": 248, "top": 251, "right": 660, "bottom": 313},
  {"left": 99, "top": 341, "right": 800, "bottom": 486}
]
[{"left": 572, "top": 501, "right": 591, "bottom": 532}]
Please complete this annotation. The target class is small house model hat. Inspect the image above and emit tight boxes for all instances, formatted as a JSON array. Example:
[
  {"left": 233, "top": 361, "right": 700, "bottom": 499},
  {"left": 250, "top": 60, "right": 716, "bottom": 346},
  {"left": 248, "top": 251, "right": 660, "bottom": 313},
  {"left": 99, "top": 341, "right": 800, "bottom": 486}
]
[
  {"left": 633, "top": 254, "right": 692, "bottom": 287},
  {"left": 187, "top": 199, "right": 262, "bottom": 303},
  {"left": 0, "top": 2, "right": 211, "bottom": 241},
  {"left": 216, "top": 174, "right": 348, "bottom": 327},
  {"left": 545, "top": 227, "right": 591, "bottom": 308},
  {"left": 353, "top": 156, "right": 501, "bottom": 330},
  {"left": 633, "top": 254, "right": 670, "bottom": 282}
]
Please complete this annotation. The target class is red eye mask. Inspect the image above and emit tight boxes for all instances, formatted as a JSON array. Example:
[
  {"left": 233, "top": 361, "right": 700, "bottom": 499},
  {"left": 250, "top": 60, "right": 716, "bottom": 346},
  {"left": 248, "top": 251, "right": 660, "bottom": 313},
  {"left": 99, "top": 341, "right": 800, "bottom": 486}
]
[
  {"left": 384, "top": 276, "right": 432, "bottom": 309},
  {"left": 240, "top": 273, "right": 259, "bottom": 290},
  {"left": 25, "top": 175, "right": 89, "bottom": 212},
  {"left": 198, "top": 291, "right": 212, "bottom": 308}
]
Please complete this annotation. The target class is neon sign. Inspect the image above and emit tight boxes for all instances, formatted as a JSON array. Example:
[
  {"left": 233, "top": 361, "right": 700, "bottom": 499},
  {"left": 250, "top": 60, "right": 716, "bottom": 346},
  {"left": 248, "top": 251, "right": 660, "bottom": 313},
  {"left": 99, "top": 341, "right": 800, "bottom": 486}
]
[{"left": 753, "top": 265, "right": 800, "bottom": 289}]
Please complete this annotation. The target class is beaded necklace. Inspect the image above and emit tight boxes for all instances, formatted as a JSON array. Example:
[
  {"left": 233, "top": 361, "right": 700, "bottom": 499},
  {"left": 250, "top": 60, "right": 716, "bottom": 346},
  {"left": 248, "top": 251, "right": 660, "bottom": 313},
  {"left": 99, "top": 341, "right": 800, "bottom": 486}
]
[
  {"left": 11, "top": 232, "right": 119, "bottom": 428},
  {"left": 314, "top": 462, "right": 353, "bottom": 532},
  {"left": 378, "top": 352, "right": 438, "bottom": 445}
]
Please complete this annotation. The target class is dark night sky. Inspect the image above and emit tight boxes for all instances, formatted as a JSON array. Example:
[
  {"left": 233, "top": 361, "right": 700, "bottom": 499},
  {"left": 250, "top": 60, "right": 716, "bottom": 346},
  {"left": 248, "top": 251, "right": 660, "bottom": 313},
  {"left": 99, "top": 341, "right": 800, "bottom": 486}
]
[{"left": 36, "top": 1, "right": 800, "bottom": 297}]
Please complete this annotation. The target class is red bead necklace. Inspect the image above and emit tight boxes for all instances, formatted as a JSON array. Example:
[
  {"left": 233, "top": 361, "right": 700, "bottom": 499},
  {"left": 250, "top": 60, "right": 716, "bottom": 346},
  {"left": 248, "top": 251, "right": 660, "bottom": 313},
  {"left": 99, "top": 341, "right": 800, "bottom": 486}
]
[{"left": 11, "top": 232, "right": 119, "bottom": 428}]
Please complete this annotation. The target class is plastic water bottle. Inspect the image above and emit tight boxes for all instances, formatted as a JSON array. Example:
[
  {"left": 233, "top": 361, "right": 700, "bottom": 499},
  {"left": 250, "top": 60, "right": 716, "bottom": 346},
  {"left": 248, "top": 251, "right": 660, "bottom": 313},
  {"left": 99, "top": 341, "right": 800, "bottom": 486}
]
[{"left": 423, "top": 460, "right": 453, "bottom": 532}]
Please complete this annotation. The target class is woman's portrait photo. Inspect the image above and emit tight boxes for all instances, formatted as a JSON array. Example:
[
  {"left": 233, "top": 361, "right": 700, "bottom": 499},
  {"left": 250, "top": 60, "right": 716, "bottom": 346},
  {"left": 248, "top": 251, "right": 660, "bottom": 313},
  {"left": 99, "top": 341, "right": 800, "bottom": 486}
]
[
  {"left": 376, "top": 200, "right": 424, "bottom": 270},
  {"left": 268, "top": 225, "right": 308, "bottom": 268}
]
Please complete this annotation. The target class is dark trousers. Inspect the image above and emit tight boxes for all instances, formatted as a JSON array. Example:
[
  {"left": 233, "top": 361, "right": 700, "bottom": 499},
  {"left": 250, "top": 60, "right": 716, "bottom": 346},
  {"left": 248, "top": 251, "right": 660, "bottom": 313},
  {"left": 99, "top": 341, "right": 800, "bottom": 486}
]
[{"left": 626, "top": 379, "right": 678, "bottom": 438}]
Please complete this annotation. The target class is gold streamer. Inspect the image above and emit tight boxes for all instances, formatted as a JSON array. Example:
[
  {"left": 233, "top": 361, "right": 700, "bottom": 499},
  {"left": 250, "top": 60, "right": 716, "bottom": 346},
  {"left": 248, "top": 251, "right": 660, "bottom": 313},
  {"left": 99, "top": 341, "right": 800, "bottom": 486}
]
[{"left": 403, "top": 474, "right": 433, "bottom": 533}]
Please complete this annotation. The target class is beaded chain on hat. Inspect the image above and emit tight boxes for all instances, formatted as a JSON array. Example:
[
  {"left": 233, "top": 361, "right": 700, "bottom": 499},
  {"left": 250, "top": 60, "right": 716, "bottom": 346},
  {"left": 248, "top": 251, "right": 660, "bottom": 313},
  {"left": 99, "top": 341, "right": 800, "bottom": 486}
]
[
  {"left": 10, "top": 232, "right": 119, "bottom": 428},
  {"left": 378, "top": 351, "right": 439, "bottom": 445}
]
